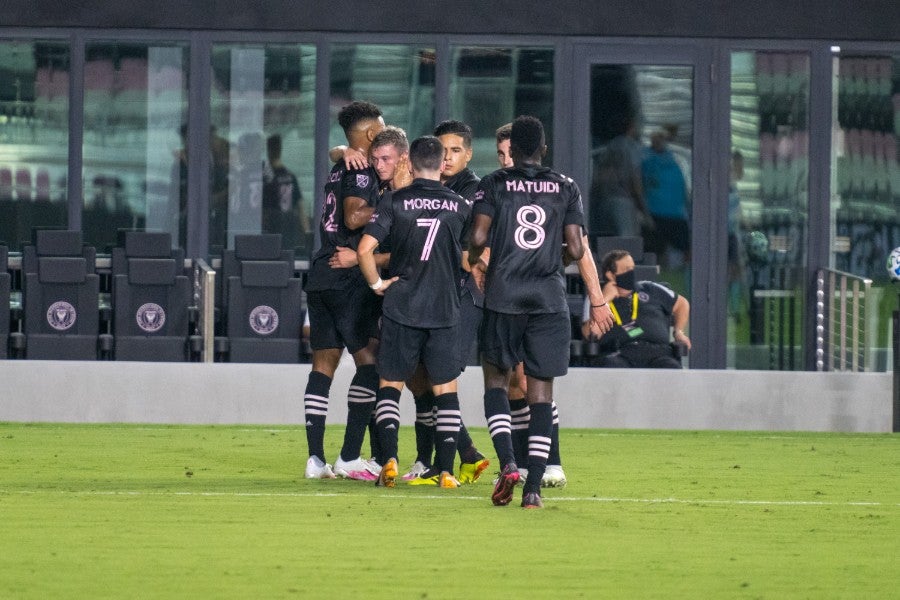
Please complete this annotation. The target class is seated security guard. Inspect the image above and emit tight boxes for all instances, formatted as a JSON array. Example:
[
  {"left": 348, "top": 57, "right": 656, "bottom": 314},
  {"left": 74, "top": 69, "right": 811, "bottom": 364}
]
[{"left": 582, "top": 249, "right": 691, "bottom": 368}]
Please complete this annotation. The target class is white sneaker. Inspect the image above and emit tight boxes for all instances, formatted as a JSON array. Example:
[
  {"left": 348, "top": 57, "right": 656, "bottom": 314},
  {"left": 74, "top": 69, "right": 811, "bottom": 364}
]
[
  {"left": 366, "top": 458, "right": 382, "bottom": 474},
  {"left": 541, "top": 464, "right": 567, "bottom": 488},
  {"left": 401, "top": 460, "right": 430, "bottom": 481},
  {"left": 334, "top": 456, "right": 379, "bottom": 481},
  {"left": 305, "top": 456, "right": 336, "bottom": 479}
]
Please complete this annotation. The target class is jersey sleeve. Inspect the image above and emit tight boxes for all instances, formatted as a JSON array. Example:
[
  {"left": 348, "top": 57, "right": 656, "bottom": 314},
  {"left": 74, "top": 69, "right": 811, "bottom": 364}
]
[
  {"left": 472, "top": 177, "right": 496, "bottom": 219},
  {"left": 342, "top": 168, "right": 378, "bottom": 205},
  {"left": 363, "top": 191, "right": 393, "bottom": 244},
  {"left": 644, "top": 281, "right": 677, "bottom": 313},
  {"left": 563, "top": 179, "right": 586, "bottom": 228}
]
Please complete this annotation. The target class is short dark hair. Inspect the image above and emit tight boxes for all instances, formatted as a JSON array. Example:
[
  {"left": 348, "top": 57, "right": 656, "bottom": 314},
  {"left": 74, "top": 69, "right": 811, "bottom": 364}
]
[
  {"left": 371, "top": 126, "right": 409, "bottom": 155},
  {"left": 433, "top": 120, "right": 473, "bottom": 148},
  {"left": 495, "top": 123, "right": 512, "bottom": 144},
  {"left": 510, "top": 115, "right": 544, "bottom": 157},
  {"left": 409, "top": 136, "right": 444, "bottom": 172},
  {"left": 600, "top": 249, "right": 632, "bottom": 280},
  {"left": 337, "top": 101, "right": 383, "bottom": 134},
  {"left": 266, "top": 134, "right": 282, "bottom": 160}
]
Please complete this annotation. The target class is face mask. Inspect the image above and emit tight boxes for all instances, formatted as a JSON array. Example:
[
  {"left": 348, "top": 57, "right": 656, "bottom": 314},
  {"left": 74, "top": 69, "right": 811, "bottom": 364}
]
[{"left": 615, "top": 269, "right": 636, "bottom": 291}]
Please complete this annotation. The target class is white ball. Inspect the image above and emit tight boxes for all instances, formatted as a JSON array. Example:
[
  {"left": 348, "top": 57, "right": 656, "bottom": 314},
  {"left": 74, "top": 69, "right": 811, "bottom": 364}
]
[{"left": 887, "top": 247, "right": 900, "bottom": 281}]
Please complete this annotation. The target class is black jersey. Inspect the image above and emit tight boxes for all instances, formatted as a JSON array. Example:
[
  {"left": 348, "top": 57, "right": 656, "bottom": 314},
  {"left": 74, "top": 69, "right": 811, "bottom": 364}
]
[
  {"left": 608, "top": 280, "right": 678, "bottom": 345},
  {"left": 364, "top": 178, "right": 470, "bottom": 328},
  {"left": 473, "top": 164, "right": 585, "bottom": 314},
  {"left": 305, "top": 163, "right": 381, "bottom": 292},
  {"left": 444, "top": 168, "right": 484, "bottom": 307}
]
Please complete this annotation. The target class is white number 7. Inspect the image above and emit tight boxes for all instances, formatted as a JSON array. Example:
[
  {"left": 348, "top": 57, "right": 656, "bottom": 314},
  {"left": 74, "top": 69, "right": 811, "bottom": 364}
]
[{"left": 416, "top": 218, "right": 440, "bottom": 261}]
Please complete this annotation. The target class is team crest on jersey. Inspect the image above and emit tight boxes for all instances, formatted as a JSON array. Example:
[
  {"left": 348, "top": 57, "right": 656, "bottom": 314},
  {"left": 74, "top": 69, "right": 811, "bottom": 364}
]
[
  {"left": 47, "top": 301, "right": 76, "bottom": 331},
  {"left": 249, "top": 305, "right": 278, "bottom": 335},
  {"left": 638, "top": 292, "right": 650, "bottom": 302},
  {"left": 136, "top": 303, "right": 166, "bottom": 333},
  {"left": 356, "top": 174, "right": 370, "bottom": 188}
]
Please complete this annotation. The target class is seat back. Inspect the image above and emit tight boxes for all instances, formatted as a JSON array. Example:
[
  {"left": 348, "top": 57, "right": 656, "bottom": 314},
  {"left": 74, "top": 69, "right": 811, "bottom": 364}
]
[
  {"left": 112, "top": 256, "right": 191, "bottom": 362},
  {"left": 22, "top": 255, "right": 100, "bottom": 360},
  {"left": 22, "top": 229, "right": 96, "bottom": 275},
  {"left": 222, "top": 234, "right": 301, "bottom": 363}
]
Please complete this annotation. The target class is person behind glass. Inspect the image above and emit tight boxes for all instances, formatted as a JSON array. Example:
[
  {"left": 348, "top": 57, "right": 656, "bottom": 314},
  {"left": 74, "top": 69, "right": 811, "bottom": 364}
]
[
  {"left": 584, "top": 249, "right": 691, "bottom": 369},
  {"left": 641, "top": 127, "right": 689, "bottom": 267},
  {"left": 302, "top": 101, "right": 386, "bottom": 482},
  {"left": 262, "top": 133, "right": 307, "bottom": 252},
  {"left": 727, "top": 150, "right": 746, "bottom": 320},
  {"left": 357, "top": 136, "right": 471, "bottom": 489},
  {"left": 469, "top": 115, "right": 613, "bottom": 509},
  {"left": 589, "top": 115, "right": 650, "bottom": 237}
]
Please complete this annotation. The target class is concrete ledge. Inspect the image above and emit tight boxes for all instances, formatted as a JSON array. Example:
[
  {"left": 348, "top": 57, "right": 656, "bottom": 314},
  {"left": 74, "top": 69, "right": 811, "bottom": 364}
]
[{"left": 0, "top": 359, "right": 892, "bottom": 433}]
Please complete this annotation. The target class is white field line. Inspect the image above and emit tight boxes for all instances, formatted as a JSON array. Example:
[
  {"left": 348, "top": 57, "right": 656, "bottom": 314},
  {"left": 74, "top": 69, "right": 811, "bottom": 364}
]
[{"left": 2, "top": 489, "right": 897, "bottom": 508}]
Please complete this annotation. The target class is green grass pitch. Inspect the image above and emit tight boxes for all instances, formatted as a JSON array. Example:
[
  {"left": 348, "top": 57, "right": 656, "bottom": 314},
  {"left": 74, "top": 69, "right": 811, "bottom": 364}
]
[{"left": 1, "top": 423, "right": 898, "bottom": 598}]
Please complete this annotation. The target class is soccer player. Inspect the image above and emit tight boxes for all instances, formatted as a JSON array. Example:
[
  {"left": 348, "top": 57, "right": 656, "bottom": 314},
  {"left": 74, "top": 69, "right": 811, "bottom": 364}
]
[
  {"left": 357, "top": 136, "right": 471, "bottom": 489},
  {"left": 302, "top": 101, "right": 385, "bottom": 481},
  {"left": 400, "top": 120, "right": 489, "bottom": 484},
  {"left": 470, "top": 115, "right": 612, "bottom": 508}
]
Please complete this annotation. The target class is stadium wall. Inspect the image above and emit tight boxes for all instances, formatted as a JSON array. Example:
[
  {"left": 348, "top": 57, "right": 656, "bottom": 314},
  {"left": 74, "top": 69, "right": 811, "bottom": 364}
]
[{"left": 0, "top": 360, "right": 890, "bottom": 433}]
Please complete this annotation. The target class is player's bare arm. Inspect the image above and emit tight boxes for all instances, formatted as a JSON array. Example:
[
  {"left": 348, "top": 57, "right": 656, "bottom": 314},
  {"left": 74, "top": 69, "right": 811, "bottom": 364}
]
[
  {"left": 344, "top": 195, "right": 374, "bottom": 231},
  {"left": 357, "top": 233, "right": 398, "bottom": 296},
  {"left": 467, "top": 213, "right": 492, "bottom": 291},
  {"left": 575, "top": 233, "right": 614, "bottom": 336}
]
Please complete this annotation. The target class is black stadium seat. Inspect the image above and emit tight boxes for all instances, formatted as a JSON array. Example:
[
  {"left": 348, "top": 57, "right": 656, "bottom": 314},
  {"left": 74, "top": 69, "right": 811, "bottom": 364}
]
[
  {"left": 219, "top": 234, "right": 302, "bottom": 363},
  {"left": 21, "top": 234, "right": 101, "bottom": 360},
  {"left": 0, "top": 244, "right": 9, "bottom": 359},
  {"left": 111, "top": 232, "right": 192, "bottom": 361}
]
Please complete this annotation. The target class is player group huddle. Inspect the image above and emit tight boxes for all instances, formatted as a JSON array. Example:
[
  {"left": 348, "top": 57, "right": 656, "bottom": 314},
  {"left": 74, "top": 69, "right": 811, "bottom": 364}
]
[{"left": 302, "top": 101, "right": 614, "bottom": 509}]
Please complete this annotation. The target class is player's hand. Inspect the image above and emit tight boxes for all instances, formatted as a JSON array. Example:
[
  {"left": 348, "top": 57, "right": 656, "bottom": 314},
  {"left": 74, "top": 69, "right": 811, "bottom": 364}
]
[
  {"left": 373, "top": 276, "right": 399, "bottom": 296},
  {"left": 394, "top": 155, "right": 413, "bottom": 189},
  {"left": 470, "top": 259, "right": 487, "bottom": 292},
  {"left": 343, "top": 147, "right": 368, "bottom": 171},
  {"left": 589, "top": 304, "right": 614, "bottom": 337},
  {"left": 328, "top": 246, "right": 358, "bottom": 268}
]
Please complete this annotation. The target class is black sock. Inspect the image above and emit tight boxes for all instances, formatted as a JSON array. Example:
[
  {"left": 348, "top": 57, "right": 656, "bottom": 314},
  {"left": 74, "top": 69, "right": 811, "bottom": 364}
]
[
  {"left": 433, "top": 393, "right": 461, "bottom": 473},
  {"left": 548, "top": 400, "right": 562, "bottom": 466},
  {"left": 509, "top": 397, "right": 530, "bottom": 466},
  {"left": 374, "top": 386, "right": 402, "bottom": 465},
  {"left": 340, "top": 364, "right": 378, "bottom": 462},
  {"left": 413, "top": 391, "right": 435, "bottom": 467},
  {"left": 524, "top": 402, "right": 553, "bottom": 494},
  {"left": 457, "top": 420, "right": 482, "bottom": 464},
  {"left": 484, "top": 387, "right": 515, "bottom": 468},
  {"left": 304, "top": 371, "right": 332, "bottom": 461},
  {"left": 368, "top": 415, "right": 382, "bottom": 463}
]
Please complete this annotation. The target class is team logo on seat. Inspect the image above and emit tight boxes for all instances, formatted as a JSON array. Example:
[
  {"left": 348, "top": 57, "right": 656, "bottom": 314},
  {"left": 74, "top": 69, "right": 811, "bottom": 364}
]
[
  {"left": 249, "top": 305, "right": 278, "bottom": 335},
  {"left": 47, "top": 301, "right": 76, "bottom": 331},
  {"left": 136, "top": 303, "right": 166, "bottom": 333}
]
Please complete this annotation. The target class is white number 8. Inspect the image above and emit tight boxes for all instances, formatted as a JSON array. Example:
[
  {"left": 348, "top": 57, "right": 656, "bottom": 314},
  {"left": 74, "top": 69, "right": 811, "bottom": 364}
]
[{"left": 514, "top": 205, "right": 546, "bottom": 250}]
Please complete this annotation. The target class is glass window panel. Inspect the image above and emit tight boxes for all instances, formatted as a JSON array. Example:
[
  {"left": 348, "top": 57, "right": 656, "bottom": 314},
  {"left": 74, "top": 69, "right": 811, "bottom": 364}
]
[
  {"left": 587, "top": 64, "right": 693, "bottom": 301},
  {"left": 81, "top": 42, "right": 189, "bottom": 252},
  {"left": 729, "top": 51, "right": 810, "bottom": 370},
  {"left": 328, "top": 44, "right": 435, "bottom": 150},
  {"left": 449, "top": 46, "right": 554, "bottom": 178},
  {"left": 0, "top": 41, "right": 69, "bottom": 249},
  {"left": 210, "top": 44, "right": 316, "bottom": 257},
  {"left": 832, "top": 53, "right": 899, "bottom": 370}
]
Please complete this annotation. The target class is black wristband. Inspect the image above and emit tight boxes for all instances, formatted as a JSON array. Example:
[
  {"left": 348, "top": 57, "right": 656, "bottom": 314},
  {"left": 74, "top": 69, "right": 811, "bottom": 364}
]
[{"left": 591, "top": 303, "right": 607, "bottom": 308}]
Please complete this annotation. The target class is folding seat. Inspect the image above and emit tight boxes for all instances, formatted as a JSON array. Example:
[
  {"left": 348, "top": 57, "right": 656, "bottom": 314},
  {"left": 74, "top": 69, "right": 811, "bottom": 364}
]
[
  {"left": 20, "top": 232, "right": 100, "bottom": 360},
  {"left": 0, "top": 244, "right": 9, "bottom": 359},
  {"left": 111, "top": 231, "right": 192, "bottom": 362},
  {"left": 219, "top": 234, "right": 302, "bottom": 363}
]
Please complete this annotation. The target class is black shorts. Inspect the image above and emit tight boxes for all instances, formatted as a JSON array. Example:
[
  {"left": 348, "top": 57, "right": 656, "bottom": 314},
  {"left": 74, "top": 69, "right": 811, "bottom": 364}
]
[
  {"left": 307, "top": 283, "right": 381, "bottom": 353},
  {"left": 480, "top": 310, "right": 570, "bottom": 379},
  {"left": 378, "top": 316, "right": 461, "bottom": 385}
]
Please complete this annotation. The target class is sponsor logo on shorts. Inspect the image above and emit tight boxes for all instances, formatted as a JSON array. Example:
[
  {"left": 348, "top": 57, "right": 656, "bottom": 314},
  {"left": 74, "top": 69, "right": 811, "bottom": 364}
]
[
  {"left": 136, "top": 303, "right": 166, "bottom": 332},
  {"left": 47, "top": 301, "right": 76, "bottom": 331},
  {"left": 249, "top": 305, "right": 279, "bottom": 335},
  {"left": 356, "top": 174, "right": 370, "bottom": 188}
]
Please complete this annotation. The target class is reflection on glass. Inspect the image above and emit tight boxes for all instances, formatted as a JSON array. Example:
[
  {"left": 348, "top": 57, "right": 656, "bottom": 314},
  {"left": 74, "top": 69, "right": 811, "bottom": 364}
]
[
  {"left": 729, "top": 51, "right": 809, "bottom": 369},
  {"left": 588, "top": 64, "right": 693, "bottom": 299},
  {"left": 329, "top": 44, "right": 434, "bottom": 150},
  {"left": 80, "top": 42, "right": 188, "bottom": 252},
  {"left": 449, "top": 47, "right": 554, "bottom": 177},
  {"left": 0, "top": 41, "right": 69, "bottom": 249},
  {"left": 832, "top": 54, "right": 899, "bottom": 370},
  {"left": 211, "top": 44, "right": 316, "bottom": 256}
]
